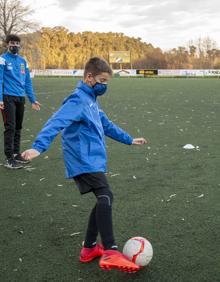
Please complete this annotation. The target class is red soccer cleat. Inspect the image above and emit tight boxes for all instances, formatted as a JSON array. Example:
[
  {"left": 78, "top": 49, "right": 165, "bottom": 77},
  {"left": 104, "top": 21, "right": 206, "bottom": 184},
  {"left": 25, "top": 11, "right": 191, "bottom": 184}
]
[
  {"left": 80, "top": 244, "right": 104, "bottom": 263},
  {"left": 99, "top": 250, "right": 140, "bottom": 273}
]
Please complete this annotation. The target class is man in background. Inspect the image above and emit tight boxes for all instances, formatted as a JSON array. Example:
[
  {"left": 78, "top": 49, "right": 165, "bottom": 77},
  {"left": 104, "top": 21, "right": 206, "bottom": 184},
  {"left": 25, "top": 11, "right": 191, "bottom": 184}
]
[{"left": 0, "top": 34, "right": 41, "bottom": 169}]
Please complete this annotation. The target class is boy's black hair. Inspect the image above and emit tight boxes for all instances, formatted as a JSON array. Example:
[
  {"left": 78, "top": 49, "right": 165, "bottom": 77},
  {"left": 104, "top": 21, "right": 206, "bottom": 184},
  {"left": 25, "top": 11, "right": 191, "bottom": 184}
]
[
  {"left": 84, "top": 57, "right": 113, "bottom": 78},
  {"left": 5, "top": 34, "right": 21, "bottom": 43}
]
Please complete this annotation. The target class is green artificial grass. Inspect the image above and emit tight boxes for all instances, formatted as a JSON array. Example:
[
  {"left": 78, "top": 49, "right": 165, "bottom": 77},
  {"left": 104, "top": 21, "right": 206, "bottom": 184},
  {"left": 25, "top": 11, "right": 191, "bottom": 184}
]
[{"left": 0, "top": 77, "right": 220, "bottom": 282}]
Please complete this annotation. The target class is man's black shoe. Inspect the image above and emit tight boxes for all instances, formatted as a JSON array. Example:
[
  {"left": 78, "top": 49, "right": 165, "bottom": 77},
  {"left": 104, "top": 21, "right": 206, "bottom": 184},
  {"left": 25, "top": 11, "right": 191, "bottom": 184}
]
[
  {"left": 14, "top": 154, "right": 30, "bottom": 164},
  {"left": 4, "top": 158, "right": 23, "bottom": 169}
]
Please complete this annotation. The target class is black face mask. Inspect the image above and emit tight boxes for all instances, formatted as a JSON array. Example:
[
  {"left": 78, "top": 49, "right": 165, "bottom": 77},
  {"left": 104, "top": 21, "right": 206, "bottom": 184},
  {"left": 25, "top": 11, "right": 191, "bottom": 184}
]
[{"left": 9, "top": 46, "right": 20, "bottom": 54}]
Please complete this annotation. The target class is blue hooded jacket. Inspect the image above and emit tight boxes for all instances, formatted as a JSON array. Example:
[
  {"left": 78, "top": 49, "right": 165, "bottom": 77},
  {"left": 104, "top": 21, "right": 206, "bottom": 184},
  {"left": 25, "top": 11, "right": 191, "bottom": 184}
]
[
  {"left": 32, "top": 80, "right": 133, "bottom": 178},
  {"left": 0, "top": 52, "right": 36, "bottom": 103}
]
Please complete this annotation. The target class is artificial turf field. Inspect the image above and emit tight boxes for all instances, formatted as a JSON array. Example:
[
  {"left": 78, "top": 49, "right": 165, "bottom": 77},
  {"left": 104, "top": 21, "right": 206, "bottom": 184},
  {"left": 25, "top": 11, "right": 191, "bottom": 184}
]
[{"left": 0, "top": 77, "right": 220, "bottom": 282}]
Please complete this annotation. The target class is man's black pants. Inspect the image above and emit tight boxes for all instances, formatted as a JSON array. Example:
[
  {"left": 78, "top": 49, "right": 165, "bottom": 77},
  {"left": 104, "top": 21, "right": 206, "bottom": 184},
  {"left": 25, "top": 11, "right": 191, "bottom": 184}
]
[{"left": 1, "top": 95, "right": 25, "bottom": 159}]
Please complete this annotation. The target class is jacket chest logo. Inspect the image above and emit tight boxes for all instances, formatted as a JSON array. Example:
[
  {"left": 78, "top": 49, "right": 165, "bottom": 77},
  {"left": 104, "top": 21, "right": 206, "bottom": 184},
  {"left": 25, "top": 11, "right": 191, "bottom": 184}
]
[
  {"left": 20, "top": 63, "right": 25, "bottom": 74},
  {"left": 88, "top": 104, "right": 101, "bottom": 125},
  {"left": 6, "top": 62, "right": 13, "bottom": 70}
]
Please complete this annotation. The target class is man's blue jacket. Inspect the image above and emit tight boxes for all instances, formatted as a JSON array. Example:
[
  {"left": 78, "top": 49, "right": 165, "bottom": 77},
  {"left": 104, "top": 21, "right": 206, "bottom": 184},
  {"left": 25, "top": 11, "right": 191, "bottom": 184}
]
[
  {"left": 32, "top": 80, "right": 133, "bottom": 178},
  {"left": 0, "top": 52, "right": 36, "bottom": 103}
]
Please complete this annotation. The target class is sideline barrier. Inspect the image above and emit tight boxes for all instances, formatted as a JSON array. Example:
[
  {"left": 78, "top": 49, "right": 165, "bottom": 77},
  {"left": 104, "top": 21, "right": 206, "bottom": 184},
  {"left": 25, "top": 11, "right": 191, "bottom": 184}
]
[
  {"left": 33, "top": 69, "right": 84, "bottom": 77},
  {"left": 158, "top": 69, "right": 220, "bottom": 76},
  {"left": 32, "top": 69, "right": 220, "bottom": 77}
]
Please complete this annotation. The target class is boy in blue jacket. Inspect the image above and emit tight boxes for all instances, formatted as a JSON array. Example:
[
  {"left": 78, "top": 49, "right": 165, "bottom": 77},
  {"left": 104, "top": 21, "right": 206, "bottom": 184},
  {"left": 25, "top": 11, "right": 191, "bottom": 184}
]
[
  {"left": 0, "top": 34, "right": 41, "bottom": 169},
  {"left": 22, "top": 57, "right": 147, "bottom": 273}
]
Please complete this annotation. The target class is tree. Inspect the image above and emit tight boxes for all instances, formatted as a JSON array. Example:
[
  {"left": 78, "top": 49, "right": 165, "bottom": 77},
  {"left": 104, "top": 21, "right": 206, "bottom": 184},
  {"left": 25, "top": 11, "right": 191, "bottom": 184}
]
[
  {"left": 0, "top": 0, "right": 38, "bottom": 38},
  {"left": 19, "top": 27, "right": 220, "bottom": 70},
  {"left": 189, "top": 45, "right": 197, "bottom": 58},
  {"left": 186, "top": 37, "right": 219, "bottom": 68}
]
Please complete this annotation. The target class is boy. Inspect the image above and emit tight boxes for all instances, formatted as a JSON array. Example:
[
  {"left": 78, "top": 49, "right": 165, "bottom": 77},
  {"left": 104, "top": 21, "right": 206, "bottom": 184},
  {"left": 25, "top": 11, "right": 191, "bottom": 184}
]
[
  {"left": 0, "top": 34, "right": 41, "bottom": 169},
  {"left": 22, "top": 57, "right": 147, "bottom": 273}
]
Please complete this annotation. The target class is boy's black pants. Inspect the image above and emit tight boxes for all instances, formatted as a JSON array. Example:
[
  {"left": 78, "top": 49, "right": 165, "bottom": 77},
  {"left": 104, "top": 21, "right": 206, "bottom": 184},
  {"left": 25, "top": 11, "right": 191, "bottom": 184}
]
[
  {"left": 1, "top": 95, "right": 25, "bottom": 159},
  {"left": 74, "top": 172, "right": 117, "bottom": 250}
]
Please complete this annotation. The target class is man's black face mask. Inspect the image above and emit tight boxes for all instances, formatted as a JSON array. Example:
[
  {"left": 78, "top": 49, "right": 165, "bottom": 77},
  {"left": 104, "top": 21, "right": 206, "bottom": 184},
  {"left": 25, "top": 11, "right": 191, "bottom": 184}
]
[{"left": 9, "top": 45, "right": 20, "bottom": 54}]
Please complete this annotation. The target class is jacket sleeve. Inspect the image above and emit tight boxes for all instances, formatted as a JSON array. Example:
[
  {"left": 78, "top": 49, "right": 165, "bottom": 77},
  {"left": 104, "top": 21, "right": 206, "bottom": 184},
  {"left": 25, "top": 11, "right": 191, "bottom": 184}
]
[
  {"left": 32, "top": 97, "right": 83, "bottom": 153},
  {"left": 24, "top": 60, "right": 36, "bottom": 103},
  {"left": 0, "top": 57, "right": 5, "bottom": 102},
  {"left": 99, "top": 109, "right": 133, "bottom": 145}
]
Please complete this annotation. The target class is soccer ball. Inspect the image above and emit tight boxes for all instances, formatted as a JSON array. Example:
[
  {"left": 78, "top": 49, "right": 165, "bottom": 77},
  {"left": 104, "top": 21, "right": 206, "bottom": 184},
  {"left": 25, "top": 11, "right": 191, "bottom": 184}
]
[{"left": 123, "top": 237, "right": 153, "bottom": 266}]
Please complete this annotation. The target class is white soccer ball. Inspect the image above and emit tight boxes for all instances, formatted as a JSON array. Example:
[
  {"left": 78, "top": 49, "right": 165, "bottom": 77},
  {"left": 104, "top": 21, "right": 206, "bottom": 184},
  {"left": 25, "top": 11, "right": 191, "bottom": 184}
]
[{"left": 123, "top": 237, "right": 153, "bottom": 266}]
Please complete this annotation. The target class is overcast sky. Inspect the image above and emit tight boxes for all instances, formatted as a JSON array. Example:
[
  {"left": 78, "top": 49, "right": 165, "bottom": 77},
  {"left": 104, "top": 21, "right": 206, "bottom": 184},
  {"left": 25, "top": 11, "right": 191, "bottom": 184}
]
[{"left": 24, "top": 0, "right": 220, "bottom": 50}]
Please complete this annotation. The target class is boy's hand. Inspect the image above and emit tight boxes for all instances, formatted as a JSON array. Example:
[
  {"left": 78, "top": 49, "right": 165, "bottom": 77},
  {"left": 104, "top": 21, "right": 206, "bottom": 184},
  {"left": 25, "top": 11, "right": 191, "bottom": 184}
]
[
  {"left": 32, "top": 101, "right": 41, "bottom": 111},
  {"left": 0, "top": 102, "right": 4, "bottom": 110},
  {"left": 132, "top": 138, "right": 147, "bottom": 145},
  {"left": 22, "top": 149, "right": 40, "bottom": 160}
]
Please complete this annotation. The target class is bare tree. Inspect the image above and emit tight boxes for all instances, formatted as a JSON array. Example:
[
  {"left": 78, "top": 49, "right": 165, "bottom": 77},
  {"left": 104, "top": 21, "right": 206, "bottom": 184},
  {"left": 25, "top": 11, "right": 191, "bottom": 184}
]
[
  {"left": 187, "top": 37, "right": 217, "bottom": 57},
  {"left": 0, "top": 0, "right": 38, "bottom": 38}
]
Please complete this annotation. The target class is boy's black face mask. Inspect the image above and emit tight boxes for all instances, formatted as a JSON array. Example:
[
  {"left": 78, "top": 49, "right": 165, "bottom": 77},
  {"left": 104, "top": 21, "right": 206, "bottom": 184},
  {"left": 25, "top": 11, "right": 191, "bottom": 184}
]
[{"left": 9, "top": 46, "right": 20, "bottom": 54}]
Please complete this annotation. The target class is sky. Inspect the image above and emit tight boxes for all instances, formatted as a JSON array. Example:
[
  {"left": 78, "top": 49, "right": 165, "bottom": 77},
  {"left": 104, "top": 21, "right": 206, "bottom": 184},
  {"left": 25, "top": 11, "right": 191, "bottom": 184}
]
[{"left": 23, "top": 0, "right": 220, "bottom": 50}]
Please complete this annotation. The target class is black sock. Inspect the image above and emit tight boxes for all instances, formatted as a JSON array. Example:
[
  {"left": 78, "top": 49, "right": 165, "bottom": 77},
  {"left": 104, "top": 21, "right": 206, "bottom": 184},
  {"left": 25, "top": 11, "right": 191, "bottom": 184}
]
[
  {"left": 84, "top": 205, "right": 98, "bottom": 248},
  {"left": 93, "top": 188, "right": 117, "bottom": 250}
]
